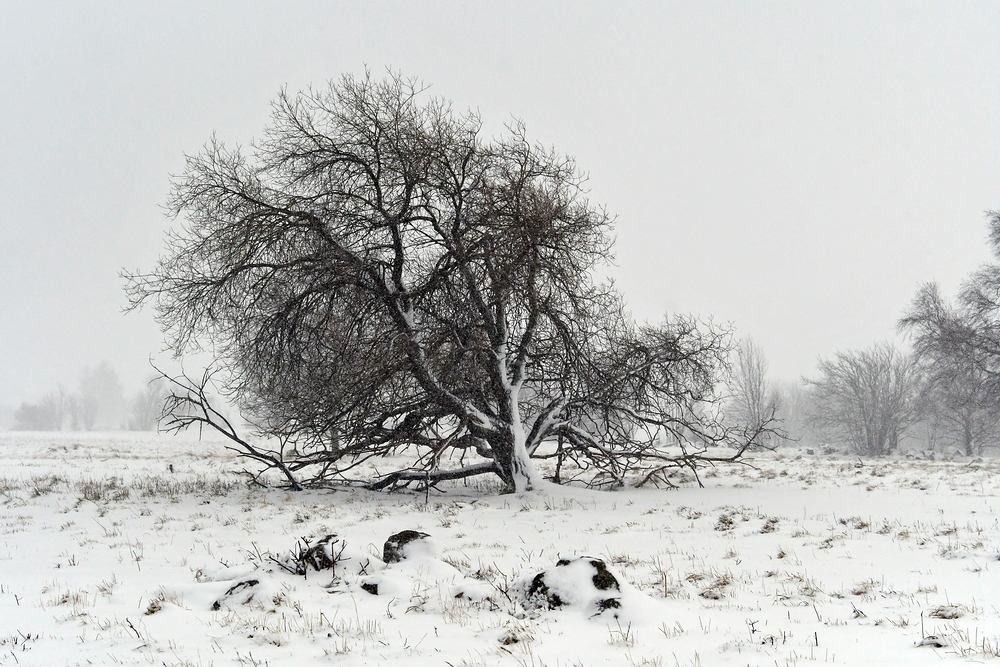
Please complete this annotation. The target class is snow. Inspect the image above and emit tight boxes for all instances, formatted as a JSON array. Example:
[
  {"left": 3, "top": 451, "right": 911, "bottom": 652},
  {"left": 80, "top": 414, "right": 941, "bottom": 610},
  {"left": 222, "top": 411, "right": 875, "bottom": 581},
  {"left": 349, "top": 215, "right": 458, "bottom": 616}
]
[{"left": 3, "top": 432, "right": 1000, "bottom": 665}]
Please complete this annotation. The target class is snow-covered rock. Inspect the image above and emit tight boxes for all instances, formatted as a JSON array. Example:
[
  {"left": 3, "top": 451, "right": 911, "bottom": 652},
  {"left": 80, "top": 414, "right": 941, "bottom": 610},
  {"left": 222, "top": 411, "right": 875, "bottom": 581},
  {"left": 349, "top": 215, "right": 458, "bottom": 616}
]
[{"left": 520, "top": 556, "right": 622, "bottom": 616}]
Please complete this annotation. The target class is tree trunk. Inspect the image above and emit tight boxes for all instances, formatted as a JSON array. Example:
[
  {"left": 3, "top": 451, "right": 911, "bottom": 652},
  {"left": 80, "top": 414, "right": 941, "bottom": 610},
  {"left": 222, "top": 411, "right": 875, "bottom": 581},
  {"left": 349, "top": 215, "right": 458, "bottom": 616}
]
[{"left": 489, "top": 423, "right": 539, "bottom": 493}]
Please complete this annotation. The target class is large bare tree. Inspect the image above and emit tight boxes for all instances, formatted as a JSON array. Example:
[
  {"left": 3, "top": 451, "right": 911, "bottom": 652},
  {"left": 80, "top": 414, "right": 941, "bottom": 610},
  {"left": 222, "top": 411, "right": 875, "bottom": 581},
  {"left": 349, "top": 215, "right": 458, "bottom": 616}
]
[
  {"left": 901, "top": 266, "right": 1000, "bottom": 456},
  {"left": 126, "top": 72, "right": 773, "bottom": 492},
  {"left": 806, "top": 342, "right": 919, "bottom": 456}
]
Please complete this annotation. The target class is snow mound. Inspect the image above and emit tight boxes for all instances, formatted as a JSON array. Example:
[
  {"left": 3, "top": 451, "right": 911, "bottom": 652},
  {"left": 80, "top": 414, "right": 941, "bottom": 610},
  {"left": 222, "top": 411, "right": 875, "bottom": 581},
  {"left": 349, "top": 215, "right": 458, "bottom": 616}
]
[{"left": 520, "top": 556, "right": 623, "bottom": 616}]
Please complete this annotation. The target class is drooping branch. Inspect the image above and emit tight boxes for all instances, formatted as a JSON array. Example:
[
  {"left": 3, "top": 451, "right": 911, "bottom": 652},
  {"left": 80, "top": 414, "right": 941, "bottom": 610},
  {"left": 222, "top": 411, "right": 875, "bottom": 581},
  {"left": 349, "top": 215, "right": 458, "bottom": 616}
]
[
  {"left": 155, "top": 366, "right": 305, "bottom": 490},
  {"left": 366, "top": 462, "right": 499, "bottom": 491}
]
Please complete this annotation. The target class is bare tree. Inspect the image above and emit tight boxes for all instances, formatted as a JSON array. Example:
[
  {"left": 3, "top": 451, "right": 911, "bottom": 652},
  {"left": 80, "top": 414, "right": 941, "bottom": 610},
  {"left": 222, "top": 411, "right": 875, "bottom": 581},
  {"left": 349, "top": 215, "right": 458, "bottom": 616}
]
[
  {"left": 770, "top": 380, "right": 817, "bottom": 448},
  {"left": 901, "top": 284, "right": 1000, "bottom": 456},
  {"left": 12, "top": 402, "right": 52, "bottom": 431},
  {"left": 726, "top": 338, "right": 780, "bottom": 448},
  {"left": 806, "top": 342, "right": 920, "bottom": 456},
  {"left": 126, "top": 72, "right": 775, "bottom": 492},
  {"left": 13, "top": 384, "right": 75, "bottom": 431},
  {"left": 125, "top": 375, "right": 171, "bottom": 431},
  {"left": 77, "top": 362, "right": 127, "bottom": 431},
  {"left": 927, "top": 212, "right": 1000, "bottom": 390}
]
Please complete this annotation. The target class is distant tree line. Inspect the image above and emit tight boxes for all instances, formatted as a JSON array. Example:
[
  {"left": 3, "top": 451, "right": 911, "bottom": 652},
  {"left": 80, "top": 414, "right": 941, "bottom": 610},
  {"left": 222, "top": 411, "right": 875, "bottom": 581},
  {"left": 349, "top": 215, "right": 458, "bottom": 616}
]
[
  {"left": 10, "top": 362, "right": 169, "bottom": 432},
  {"left": 726, "top": 212, "right": 1000, "bottom": 458}
]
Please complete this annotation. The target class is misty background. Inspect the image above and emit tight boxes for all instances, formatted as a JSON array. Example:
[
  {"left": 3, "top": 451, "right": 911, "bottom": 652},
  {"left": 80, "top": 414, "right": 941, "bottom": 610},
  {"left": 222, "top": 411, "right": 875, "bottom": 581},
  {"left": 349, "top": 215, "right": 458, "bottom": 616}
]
[{"left": 2, "top": 2, "right": 998, "bottom": 434}]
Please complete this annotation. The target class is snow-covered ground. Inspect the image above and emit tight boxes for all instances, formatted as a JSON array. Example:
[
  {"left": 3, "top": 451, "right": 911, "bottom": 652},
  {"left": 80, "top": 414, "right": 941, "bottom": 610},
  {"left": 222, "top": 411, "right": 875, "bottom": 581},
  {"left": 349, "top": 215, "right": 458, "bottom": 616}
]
[{"left": 3, "top": 433, "right": 1000, "bottom": 666}]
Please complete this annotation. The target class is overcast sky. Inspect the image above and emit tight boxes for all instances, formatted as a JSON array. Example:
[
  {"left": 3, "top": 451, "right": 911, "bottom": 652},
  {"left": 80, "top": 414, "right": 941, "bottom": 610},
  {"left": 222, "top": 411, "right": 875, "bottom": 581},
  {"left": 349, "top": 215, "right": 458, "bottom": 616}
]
[{"left": 1, "top": 1, "right": 999, "bottom": 407}]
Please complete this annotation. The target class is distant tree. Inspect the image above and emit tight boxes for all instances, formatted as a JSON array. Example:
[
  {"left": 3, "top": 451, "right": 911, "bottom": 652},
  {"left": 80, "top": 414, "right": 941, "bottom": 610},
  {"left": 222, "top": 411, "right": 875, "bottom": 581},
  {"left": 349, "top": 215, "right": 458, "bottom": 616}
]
[
  {"left": 10, "top": 363, "right": 127, "bottom": 433},
  {"left": 12, "top": 402, "right": 51, "bottom": 431},
  {"left": 806, "top": 343, "right": 920, "bottom": 456},
  {"left": 726, "top": 338, "right": 780, "bottom": 448},
  {"left": 126, "top": 72, "right": 776, "bottom": 492},
  {"left": 13, "top": 384, "right": 75, "bottom": 431},
  {"left": 932, "top": 212, "right": 1000, "bottom": 391},
  {"left": 126, "top": 376, "right": 170, "bottom": 431},
  {"left": 76, "top": 362, "right": 127, "bottom": 431},
  {"left": 900, "top": 286, "right": 1000, "bottom": 457},
  {"left": 771, "top": 380, "right": 816, "bottom": 448}
]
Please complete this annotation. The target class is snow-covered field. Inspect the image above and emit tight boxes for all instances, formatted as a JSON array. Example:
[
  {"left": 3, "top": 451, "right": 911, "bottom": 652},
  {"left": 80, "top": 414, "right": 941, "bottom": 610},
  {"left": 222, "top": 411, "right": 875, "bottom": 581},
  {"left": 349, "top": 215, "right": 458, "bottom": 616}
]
[{"left": 3, "top": 433, "right": 1000, "bottom": 666}]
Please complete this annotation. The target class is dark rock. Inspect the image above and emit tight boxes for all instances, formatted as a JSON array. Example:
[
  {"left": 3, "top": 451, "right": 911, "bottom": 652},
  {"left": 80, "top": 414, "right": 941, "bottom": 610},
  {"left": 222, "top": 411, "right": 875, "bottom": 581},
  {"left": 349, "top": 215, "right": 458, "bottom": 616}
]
[
  {"left": 588, "top": 559, "right": 619, "bottom": 591},
  {"left": 212, "top": 579, "right": 260, "bottom": 610},
  {"left": 383, "top": 530, "right": 430, "bottom": 563},
  {"left": 553, "top": 557, "right": 620, "bottom": 591},
  {"left": 225, "top": 579, "right": 260, "bottom": 596},
  {"left": 524, "top": 557, "right": 620, "bottom": 613},
  {"left": 277, "top": 535, "right": 347, "bottom": 576},
  {"left": 298, "top": 534, "right": 342, "bottom": 572},
  {"left": 596, "top": 597, "right": 621, "bottom": 612},
  {"left": 526, "top": 572, "right": 564, "bottom": 608},
  {"left": 917, "top": 635, "right": 947, "bottom": 648},
  {"left": 361, "top": 581, "right": 379, "bottom": 595}
]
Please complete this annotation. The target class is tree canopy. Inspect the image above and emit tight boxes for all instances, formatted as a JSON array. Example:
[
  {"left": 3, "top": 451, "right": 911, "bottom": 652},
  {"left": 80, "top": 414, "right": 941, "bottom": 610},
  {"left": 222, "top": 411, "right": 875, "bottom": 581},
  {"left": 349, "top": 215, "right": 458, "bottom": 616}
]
[
  {"left": 900, "top": 212, "right": 1000, "bottom": 455},
  {"left": 127, "top": 73, "right": 774, "bottom": 492},
  {"left": 806, "top": 342, "right": 919, "bottom": 456}
]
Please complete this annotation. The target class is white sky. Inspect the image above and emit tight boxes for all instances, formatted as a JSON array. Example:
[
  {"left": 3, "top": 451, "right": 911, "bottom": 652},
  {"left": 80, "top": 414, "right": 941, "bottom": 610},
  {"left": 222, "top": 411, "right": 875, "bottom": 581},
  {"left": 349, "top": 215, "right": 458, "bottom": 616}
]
[{"left": 1, "top": 1, "right": 999, "bottom": 407}]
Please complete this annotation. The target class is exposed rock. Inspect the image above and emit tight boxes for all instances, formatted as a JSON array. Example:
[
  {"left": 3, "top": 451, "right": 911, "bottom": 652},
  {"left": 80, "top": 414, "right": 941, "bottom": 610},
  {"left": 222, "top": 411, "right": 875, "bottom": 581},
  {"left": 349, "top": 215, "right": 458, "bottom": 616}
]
[
  {"left": 563, "top": 557, "right": 619, "bottom": 592},
  {"left": 361, "top": 581, "right": 379, "bottom": 595},
  {"left": 383, "top": 530, "right": 430, "bottom": 563},
  {"left": 276, "top": 534, "right": 346, "bottom": 576},
  {"left": 522, "top": 557, "right": 621, "bottom": 615},
  {"left": 212, "top": 578, "right": 260, "bottom": 610},
  {"left": 917, "top": 635, "right": 947, "bottom": 648},
  {"left": 526, "top": 571, "right": 564, "bottom": 608},
  {"left": 596, "top": 597, "right": 622, "bottom": 612},
  {"left": 298, "top": 534, "right": 343, "bottom": 572},
  {"left": 224, "top": 579, "right": 260, "bottom": 596}
]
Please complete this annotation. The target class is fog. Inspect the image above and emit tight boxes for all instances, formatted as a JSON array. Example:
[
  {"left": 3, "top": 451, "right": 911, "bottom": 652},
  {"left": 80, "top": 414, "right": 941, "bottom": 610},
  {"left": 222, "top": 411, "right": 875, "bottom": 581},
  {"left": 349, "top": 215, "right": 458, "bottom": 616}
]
[{"left": 2, "top": 1, "right": 999, "bottom": 411}]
